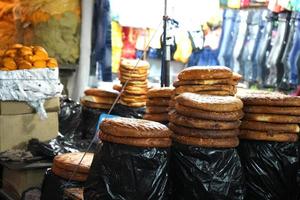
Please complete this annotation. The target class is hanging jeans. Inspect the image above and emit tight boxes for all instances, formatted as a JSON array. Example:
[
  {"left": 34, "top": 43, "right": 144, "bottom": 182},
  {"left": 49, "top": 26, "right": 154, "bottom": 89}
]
[
  {"left": 232, "top": 10, "right": 249, "bottom": 74},
  {"left": 288, "top": 13, "right": 300, "bottom": 86},
  {"left": 266, "top": 12, "right": 291, "bottom": 88},
  {"left": 281, "top": 12, "right": 297, "bottom": 90},
  {"left": 218, "top": 9, "right": 237, "bottom": 67}
]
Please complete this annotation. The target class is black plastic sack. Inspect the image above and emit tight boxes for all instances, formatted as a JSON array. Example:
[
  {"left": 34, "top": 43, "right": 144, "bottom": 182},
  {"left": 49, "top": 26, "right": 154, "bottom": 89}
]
[
  {"left": 113, "top": 103, "right": 145, "bottom": 119},
  {"left": 40, "top": 169, "right": 83, "bottom": 200},
  {"left": 171, "top": 142, "right": 244, "bottom": 200},
  {"left": 59, "top": 97, "right": 82, "bottom": 136},
  {"left": 237, "top": 140, "right": 300, "bottom": 200},
  {"left": 80, "top": 106, "right": 108, "bottom": 139},
  {"left": 84, "top": 142, "right": 170, "bottom": 200}
]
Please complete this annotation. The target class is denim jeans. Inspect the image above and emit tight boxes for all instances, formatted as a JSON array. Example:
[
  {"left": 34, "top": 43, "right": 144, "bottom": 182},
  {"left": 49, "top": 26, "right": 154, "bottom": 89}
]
[
  {"left": 288, "top": 13, "right": 300, "bottom": 86},
  {"left": 232, "top": 10, "right": 249, "bottom": 74},
  {"left": 218, "top": 9, "right": 238, "bottom": 67},
  {"left": 266, "top": 12, "right": 291, "bottom": 87},
  {"left": 188, "top": 47, "right": 218, "bottom": 67}
]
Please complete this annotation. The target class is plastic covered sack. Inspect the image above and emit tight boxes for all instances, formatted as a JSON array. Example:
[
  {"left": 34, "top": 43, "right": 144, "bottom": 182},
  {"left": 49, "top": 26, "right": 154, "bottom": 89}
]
[
  {"left": 113, "top": 103, "right": 145, "bottom": 119},
  {"left": 84, "top": 142, "right": 170, "bottom": 200},
  {"left": 59, "top": 97, "right": 81, "bottom": 136},
  {"left": 171, "top": 142, "right": 244, "bottom": 200},
  {"left": 237, "top": 140, "right": 300, "bottom": 200}
]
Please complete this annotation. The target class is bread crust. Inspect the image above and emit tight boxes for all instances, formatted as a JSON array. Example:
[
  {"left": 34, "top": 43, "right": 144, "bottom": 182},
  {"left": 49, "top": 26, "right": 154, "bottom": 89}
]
[
  {"left": 147, "top": 87, "right": 174, "bottom": 98},
  {"left": 244, "top": 105, "right": 300, "bottom": 115},
  {"left": 143, "top": 113, "right": 169, "bottom": 122},
  {"left": 240, "top": 120, "right": 300, "bottom": 133},
  {"left": 173, "top": 79, "right": 238, "bottom": 87},
  {"left": 52, "top": 164, "right": 88, "bottom": 182},
  {"left": 178, "top": 66, "right": 232, "bottom": 80},
  {"left": 175, "top": 84, "right": 235, "bottom": 95},
  {"left": 81, "top": 100, "right": 111, "bottom": 109},
  {"left": 239, "top": 129, "right": 299, "bottom": 142},
  {"left": 146, "top": 98, "right": 170, "bottom": 106},
  {"left": 146, "top": 106, "right": 169, "bottom": 113},
  {"left": 84, "top": 88, "right": 119, "bottom": 98},
  {"left": 244, "top": 113, "right": 300, "bottom": 123}
]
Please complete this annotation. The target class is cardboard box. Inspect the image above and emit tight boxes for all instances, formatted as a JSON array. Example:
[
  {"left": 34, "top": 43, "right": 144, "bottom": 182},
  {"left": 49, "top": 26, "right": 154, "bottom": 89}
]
[
  {"left": 2, "top": 167, "right": 48, "bottom": 200},
  {"left": 0, "top": 112, "right": 58, "bottom": 152},
  {"left": 0, "top": 97, "right": 60, "bottom": 115}
]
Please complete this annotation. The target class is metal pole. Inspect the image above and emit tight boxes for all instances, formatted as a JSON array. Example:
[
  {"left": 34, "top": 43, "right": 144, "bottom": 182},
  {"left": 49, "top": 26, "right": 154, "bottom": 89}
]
[{"left": 161, "top": 0, "right": 170, "bottom": 87}]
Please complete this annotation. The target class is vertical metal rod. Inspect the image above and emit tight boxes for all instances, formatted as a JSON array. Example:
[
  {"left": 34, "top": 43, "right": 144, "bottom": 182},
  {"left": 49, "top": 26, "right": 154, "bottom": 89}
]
[{"left": 161, "top": 0, "right": 168, "bottom": 87}]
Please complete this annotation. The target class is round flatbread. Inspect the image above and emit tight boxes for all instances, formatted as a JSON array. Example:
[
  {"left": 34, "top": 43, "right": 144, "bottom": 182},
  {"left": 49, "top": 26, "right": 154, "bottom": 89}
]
[
  {"left": 172, "top": 134, "right": 239, "bottom": 148},
  {"left": 191, "top": 90, "right": 236, "bottom": 96},
  {"left": 146, "top": 106, "right": 169, "bottom": 114},
  {"left": 52, "top": 164, "right": 88, "bottom": 182},
  {"left": 53, "top": 152, "right": 93, "bottom": 174},
  {"left": 113, "top": 84, "right": 122, "bottom": 92},
  {"left": 237, "top": 91, "right": 300, "bottom": 106},
  {"left": 169, "top": 110, "right": 241, "bottom": 130},
  {"left": 178, "top": 66, "right": 232, "bottom": 80},
  {"left": 100, "top": 132, "right": 172, "bottom": 148},
  {"left": 84, "top": 88, "right": 119, "bottom": 98},
  {"left": 81, "top": 95, "right": 116, "bottom": 104},
  {"left": 119, "top": 100, "right": 146, "bottom": 107},
  {"left": 176, "top": 93, "right": 243, "bottom": 112},
  {"left": 175, "top": 103, "right": 244, "bottom": 121},
  {"left": 120, "top": 58, "right": 150, "bottom": 70},
  {"left": 143, "top": 113, "right": 169, "bottom": 122},
  {"left": 119, "top": 67, "right": 149, "bottom": 75},
  {"left": 100, "top": 117, "right": 172, "bottom": 138},
  {"left": 175, "top": 84, "right": 235, "bottom": 95},
  {"left": 173, "top": 79, "right": 238, "bottom": 87},
  {"left": 81, "top": 100, "right": 112, "bottom": 110},
  {"left": 243, "top": 113, "right": 300, "bottom": 124},
  {"left": 124, "top": 86, "right": 148, "bottom": 95},
  {"left": 147, "top": 87, "right": 174, "bottom": 98},
  {"left": 120, "top": 80, "right": 148, "bottom": 86},
  {"left": 243, "top": 105, "right": 300, "bottom": 116},
  {"left": 120, "top": 75, "right": 148, "bottom": 82},
  {"left": 169, "top": 123, "right": 239, "bottom": 138},
  {"left": 146, "top": 98, "right": 170, "bottom": 106},
  {"left": 239, "top": 129, "right": 298, "bottom": 142},
  {"left": 240, "top": 120, "right": 300, "bottom": 133}
]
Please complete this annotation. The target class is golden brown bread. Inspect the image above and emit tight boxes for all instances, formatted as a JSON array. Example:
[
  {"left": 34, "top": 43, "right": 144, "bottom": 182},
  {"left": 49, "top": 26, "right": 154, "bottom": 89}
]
[
  {"left": 175, "top": 84, "right": 235, "bottom": 95},
  {"left": 178, "top": 66, "right": 233, "bottom": 80},
  {"left": 100, "top": 117, "right": 172, "bottom": 138},
  {"left": 146, "top": 106, "right": 169, "bottom": 114},
  {"left": 147, "top": 87, "right": 174, "bottom": 98},
  {"left": 52, "top": 164, "right": 88, "bottom": 182},
  {"left": 243, "top": 105, "right": 300, "bottom": 115},
  {"left": 119, "top": 100, "right": 146, "bottom": 107},
  {"left": 143, "top": 113, "right": 169, "bottom": 122},
  {"left": 239, "top": 129, "right": 299, "bottom": 142},
  {"left": 81, "top": 100, "right": 112, "bottom": 109},
  {"left": 81, "top": 95, "right": 115, "bottom": 104},
  {"left": 146, "top": 98, "right": 170, "bottom": 106},
  {"left": 240, "top": 120, "right": 300, "bottom": 133},
  {"left": 243, "top": 113, "right": 300, "bottom": 124},
  {"left": 173, "top": 79, "right": 238, "bottom": 87},
  {"left": 84, "top": 88, "right": 119, "bottom": 98}
]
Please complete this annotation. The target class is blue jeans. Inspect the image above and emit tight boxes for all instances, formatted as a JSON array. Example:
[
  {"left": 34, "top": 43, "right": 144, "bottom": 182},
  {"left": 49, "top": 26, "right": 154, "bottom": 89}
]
[{"left": 188, "top": 47, "right": 218, "bottom": 67}]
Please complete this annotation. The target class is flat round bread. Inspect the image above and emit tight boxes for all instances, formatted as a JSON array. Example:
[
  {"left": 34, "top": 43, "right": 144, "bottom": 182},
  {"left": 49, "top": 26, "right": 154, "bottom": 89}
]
[
  {"left": 243, "top": 105, "right": 300, "bottom": 116},
  {"left": 119, "top": 100, "right": 146, "bottom": 107},
  {"left": 120, "top": 58, "right": 150, "bottom": 70},
  {"left": 84, "top": 88, "right": 119, "bottom": 98},
  {"left": 176, "top": 93, "right": 243, "bottom": 112},
  {"left": 81, "top": 100, "right": 111, "bottom": 110},
  {"left": 146, "top": 98, "right": 170, "bottom": 106},
  {"left": 175, "top": 103, "right": 244, "bottom": 121},
  {"left": 124, "top": 86, "right": 148, "bottom": 95},
  {"left": 121, "top": 96, "right": 147, "bottom": 103},
  {"left": 81, "top": 95, "right": 116, "bottom": 104},
  {"left": 175, "top": 84, "right": 235, "bottom": 95},
  {"left": 237, "top": 91, "right": 300, "bottom": 106},
  {"left": 169, "top": 110, "right": 241, "bottom": 130},
  {"left": 53, "top": 152, "right": 93, "bottom": 174},
  {"left": 120, "top": 72, "right": 149, "bottom": 79},
  {"left": 119, "top": 67, "right": 149, "bottom": 75},
  {"left": 120, "top": 75, "right": 148, "bottom": 82},
  {"left": 169, "top": 123, "right": 239, "bottom": 138},
  {"left": 232, "top": 72, "right": 242, "bottom": 82},
  {"left": 146, "top": 106, "right": 169, "bottom": 114},
  {"left": 100, "top": 117, "right": 172, "bottom": 138},
  {"left": 169, "top": 99, "right": 176, "bottom": 108},
  {"left": 240, "top": 120, "right": 300, "bottom": 133},
  {"left": 113, "top": 84, "right": 122, "bottom": 92},
  {"left": 173, "top": 79, "right": 238, "bottom": 87},
  {"left": 147, "top": 87, "right": 174, "bottom": 98},
  {"left": 143, "top": 113, "right": 169, "bottom": 122},
  {"left": 243, "top": 113, "right": 300, "bottom": 124},
  {"left": 172, "top": 134, "right": 239, "bottom": 148},
  {"left": 52, "top": 164, "right": 88, "bottom": 182},
  {"left": 100, "top": 132, "right": 172, "bottom": 148},
  {"left": 191, "top": 90, "right": 236, "bottom": 96},
  {"left": 178, "top": 66, "right": 232, "bottom": 80},
  {"left": 239, "top": 129, "right": 298, "bottom": 142},
  {"left": 120, "top": 80, "right": 148, "bottom": 86}
]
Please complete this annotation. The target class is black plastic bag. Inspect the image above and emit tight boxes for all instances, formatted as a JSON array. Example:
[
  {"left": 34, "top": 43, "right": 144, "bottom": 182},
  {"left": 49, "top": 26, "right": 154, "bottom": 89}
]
[
  {"left": 171, "top": 142, "right": 244, "bottom": 200},
  {"left": 113, "top": 103, "right": 145, "bottom": 119},
  {"left": 84, "top": 142, "right": 170, "bottom": 200},
  {"left": 237, "top": 140, "right": 300, "bottom": 200},
  {"left": 59, "top": 97, "right": 82, "bottom": 136},
  {"left": 80, "top": 106, "right": 108, "bottom": 139},
  {"left": 40, "top": 169, "right": 83, "bottom": 200}
]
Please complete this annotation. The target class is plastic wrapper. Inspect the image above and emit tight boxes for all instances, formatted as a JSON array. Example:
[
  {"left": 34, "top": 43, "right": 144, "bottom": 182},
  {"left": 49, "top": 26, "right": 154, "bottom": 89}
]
[
  {"left": 237, "top": 140, "right": 300, "bottom": 200},
  {"left": 84, "top": 142, "right": 170, "bottom": 200},
  {"left": 171, "top": 142, "right": 244, "bottom": 200},
  {"left": 41, "top": 168, "right": 83, "bottom": 200},
  {"left": 19, "top": 0, "right": 81, "bottom": 64},
  {"left": 59, "top": 97, "right": 82, "bottom": 136},
  {"left": 0, "top": 68, "right": 63, "bottom": 118},
  {"left": 113, "top": 103, "right": 145, "bottom": 119}
]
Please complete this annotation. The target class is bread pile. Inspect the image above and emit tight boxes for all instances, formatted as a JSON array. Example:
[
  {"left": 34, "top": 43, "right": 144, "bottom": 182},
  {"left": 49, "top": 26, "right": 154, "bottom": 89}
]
[
  {"left": 81, "top": 88, "right": 119, "bottom": 110},
  {"left": 118, "top": 59, "right": 150, "bottom": 107},
  {"left": 0, "top": 44, "right": 58, "bottom": 71},
  {"left": 237, "top": 90, "right": 300, "bottom": 142},
  {"left": 100, "top": 117, "right": 172, "bottom": 148},
  {"left": 52, "top": 152, "right": 94, "bottom": 182},
  {"left": 169, "top": 92, "right": 244, "bottom": 148},
  {"left": 144, "top": 87, "right": 173, "bottom": 123}
]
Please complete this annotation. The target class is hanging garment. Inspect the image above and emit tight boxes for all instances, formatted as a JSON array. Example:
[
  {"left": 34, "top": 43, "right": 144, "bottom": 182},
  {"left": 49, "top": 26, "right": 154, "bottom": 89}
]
[
  {"left": 121, "top": 27, "right": 139, "bottom": 59},
  {"left": 287, "top": 12, "right": 300, "bottom": 86},
  {"left": 111, "top": 21, "right": 123, "bottom": 73},
  {"left": 268, "top": 0, "right": 285, "bottom": 13},
  {"left": 173, "top": 30, "right": 193, "bottom": 63},
  {"left": 266, "top": 12, "right": 291, "bottom": 88},
  {"left": 281, "top": 12, "right": 297, "bottom": 89},
  {"left": 218, "top": 9, "right": 238, "bottom": 67},
  {"left": 290, "top": 0, "right": 300, "bottom": 11},
  {"left": 232, "top": 10, "right": 249, "bottom": 74},
  {"left": 227, "top": 0, "right": 241, "bottom": 8}
]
